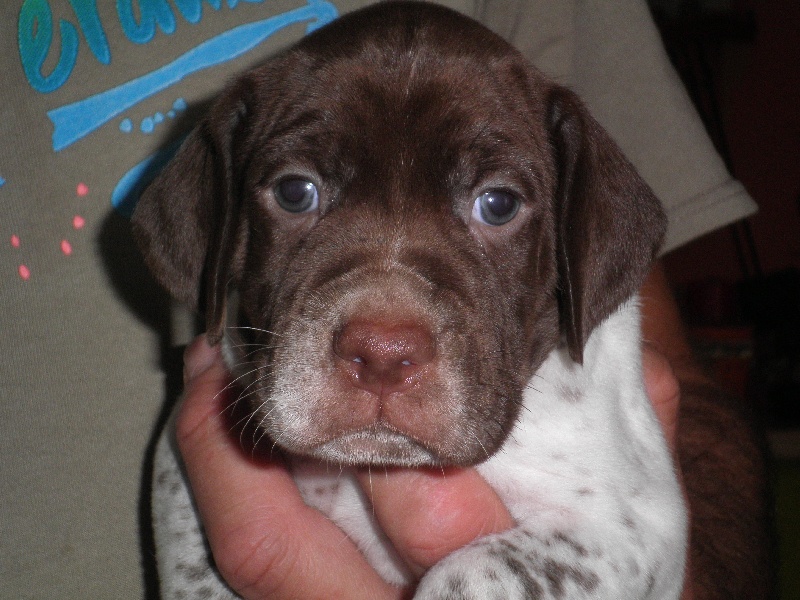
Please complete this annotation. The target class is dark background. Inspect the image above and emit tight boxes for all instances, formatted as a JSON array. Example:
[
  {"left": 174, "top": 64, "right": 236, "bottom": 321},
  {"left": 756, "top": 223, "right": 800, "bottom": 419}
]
[{"left": 648, "top": 0, "right": 799, "bottom": 596}]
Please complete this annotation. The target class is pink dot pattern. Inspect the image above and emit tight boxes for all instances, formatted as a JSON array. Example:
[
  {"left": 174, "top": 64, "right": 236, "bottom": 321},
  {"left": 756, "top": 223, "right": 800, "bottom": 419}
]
[{"left": 10, "top": 183, "right": 89, "bottom": 280}]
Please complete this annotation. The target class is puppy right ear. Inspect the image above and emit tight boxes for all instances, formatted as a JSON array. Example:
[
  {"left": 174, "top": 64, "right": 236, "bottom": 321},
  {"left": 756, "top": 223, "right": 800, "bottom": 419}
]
[
  {"left": 131, "top": 81, "right": 250, "bottom": 344},
  {"left": 131, "top": 128, "right": 215, "bottom": 309}
]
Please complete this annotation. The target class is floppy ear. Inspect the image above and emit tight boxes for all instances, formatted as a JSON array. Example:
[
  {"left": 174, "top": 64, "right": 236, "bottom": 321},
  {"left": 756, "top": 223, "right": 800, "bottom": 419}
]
[
  {"left": 547, "top": 87, "right": 667, "bottom": 363},
  {"left": 131, "top": 82, "right": 250, "bottom": 345}
]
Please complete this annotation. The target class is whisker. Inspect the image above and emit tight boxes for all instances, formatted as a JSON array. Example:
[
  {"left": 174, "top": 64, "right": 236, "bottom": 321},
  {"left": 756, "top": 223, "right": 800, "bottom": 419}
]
[
  {"left": 473, "top": 432, "right": 491, "bottom": 462},
  {"left": 366, "top": 466, "right": 376, "bottom": 517},
  {"left": 212, "top": 366, "right": 263, "bottom": 405},
  {"left": 228, "top": 392, "right": 270, "bottom": 434},
  {"left": 226, "top": 325, "right": 287, "bottom": 338},
  {"left": 239, "top": 346, "right": 283, "bottom": 361},
  {"left": 252, "top": 424, "right": 274, "bottom": 456}
]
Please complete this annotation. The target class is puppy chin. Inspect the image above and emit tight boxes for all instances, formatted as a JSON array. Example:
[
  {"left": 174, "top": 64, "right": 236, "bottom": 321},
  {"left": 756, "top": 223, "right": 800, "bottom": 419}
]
[{"left": 309, "top": 427, "right": 440, "bottom": 468}]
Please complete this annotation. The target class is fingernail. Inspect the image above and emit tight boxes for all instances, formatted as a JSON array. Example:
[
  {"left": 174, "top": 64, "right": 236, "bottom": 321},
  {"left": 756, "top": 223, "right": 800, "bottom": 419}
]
[{"left": 183, "top": 335, "right": 218, "bottom": 384}]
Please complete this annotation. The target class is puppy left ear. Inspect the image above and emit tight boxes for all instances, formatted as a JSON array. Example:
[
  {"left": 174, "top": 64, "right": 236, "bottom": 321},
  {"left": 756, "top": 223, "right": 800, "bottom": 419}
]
[{"left": 547, "top": 86, "right": 667, "bottom": 363}]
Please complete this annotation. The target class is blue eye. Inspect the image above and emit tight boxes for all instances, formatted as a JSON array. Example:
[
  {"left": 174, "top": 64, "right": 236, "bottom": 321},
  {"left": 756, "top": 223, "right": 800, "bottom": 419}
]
[
  {"left": 274, "top": 178, "right": 319, "bottom": 213},
  {"left": 472, "top": 189, "right": 520, "bottom": 226}
]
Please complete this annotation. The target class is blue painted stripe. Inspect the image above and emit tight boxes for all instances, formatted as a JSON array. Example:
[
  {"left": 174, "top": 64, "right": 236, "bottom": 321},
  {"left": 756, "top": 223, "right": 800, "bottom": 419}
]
[{"left": 48, "top": 1, "right": 338, "bottom": 151}]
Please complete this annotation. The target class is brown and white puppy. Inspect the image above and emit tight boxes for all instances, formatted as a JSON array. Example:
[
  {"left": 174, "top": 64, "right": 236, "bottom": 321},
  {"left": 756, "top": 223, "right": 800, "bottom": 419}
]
[{"left": 134, "top": 2, "right": 686, "bottom": 598}]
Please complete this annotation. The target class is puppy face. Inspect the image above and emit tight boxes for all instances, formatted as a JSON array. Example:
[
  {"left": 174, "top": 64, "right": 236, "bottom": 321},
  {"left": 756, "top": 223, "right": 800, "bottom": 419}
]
[{"left": 132, "top": 2, "right": 665, "bottom": 467}]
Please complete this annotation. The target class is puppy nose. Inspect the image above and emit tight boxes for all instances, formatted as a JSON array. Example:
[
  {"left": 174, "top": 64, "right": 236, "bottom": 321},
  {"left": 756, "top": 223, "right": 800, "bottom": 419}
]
[{"left": 333, "top": 318, "right": 436, "bottom": 395}]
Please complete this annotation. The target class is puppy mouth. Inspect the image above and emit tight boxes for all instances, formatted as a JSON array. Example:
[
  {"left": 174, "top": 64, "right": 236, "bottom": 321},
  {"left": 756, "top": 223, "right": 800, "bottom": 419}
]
[{"left": 309, "top": 426, "right": 440, "bottom": 467}]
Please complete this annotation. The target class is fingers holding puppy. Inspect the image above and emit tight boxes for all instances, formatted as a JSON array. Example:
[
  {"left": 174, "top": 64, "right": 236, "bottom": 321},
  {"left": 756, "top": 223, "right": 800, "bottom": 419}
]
[{"left": 355, "top": 468, "right": 514, "bottom": 576}]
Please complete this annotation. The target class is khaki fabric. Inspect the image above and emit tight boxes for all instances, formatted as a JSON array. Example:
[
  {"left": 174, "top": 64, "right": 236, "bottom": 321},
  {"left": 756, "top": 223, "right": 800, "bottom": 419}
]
[{"left": 0, "top": 1, "right": 754, "bottom": 597}]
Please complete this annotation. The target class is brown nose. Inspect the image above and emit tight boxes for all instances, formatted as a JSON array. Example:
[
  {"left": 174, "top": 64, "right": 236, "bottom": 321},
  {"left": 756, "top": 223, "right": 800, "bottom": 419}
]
[{"left": 333, "top": 317, "right": 436, "bottom": 396}]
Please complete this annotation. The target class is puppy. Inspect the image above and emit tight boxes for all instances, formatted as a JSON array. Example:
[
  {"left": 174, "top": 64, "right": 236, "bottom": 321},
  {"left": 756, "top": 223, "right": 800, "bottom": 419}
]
[{"left": 133, "top": 2, "right": 687, "bottom": 598}]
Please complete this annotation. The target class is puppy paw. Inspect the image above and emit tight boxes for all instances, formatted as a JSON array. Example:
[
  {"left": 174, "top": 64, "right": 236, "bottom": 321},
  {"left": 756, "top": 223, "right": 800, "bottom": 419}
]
[
  {"left": 413, "top": 531, "right": 601, "bottom": 600},
  {"left": 414, "top": 549, "right": 540, "bottom": 599}
]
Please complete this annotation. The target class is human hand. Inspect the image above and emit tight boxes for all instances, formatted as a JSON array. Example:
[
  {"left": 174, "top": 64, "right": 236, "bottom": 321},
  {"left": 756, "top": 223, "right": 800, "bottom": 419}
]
[{"left": 177, "top": 335, "right": 687, "bottom": 599}]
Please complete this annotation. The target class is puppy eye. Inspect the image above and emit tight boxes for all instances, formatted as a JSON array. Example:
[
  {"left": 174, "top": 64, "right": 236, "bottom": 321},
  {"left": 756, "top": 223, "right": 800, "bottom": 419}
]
[
  {"left": 274, "top": 178, "right": 319, "bottom": 213},
  {"left": 472, "top": 189, "right": 520, "bottom": 226}
]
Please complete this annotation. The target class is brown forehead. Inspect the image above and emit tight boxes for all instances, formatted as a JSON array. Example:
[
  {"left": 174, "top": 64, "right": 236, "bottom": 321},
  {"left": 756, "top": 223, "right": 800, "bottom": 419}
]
[
  {"left": 280, "top": 2, "right": 549, "bottom": 135},
  {"left": 251, "top": 43, "right": 548, "bottom": 188},
  {"left": 234, "top": 4, "right": 555, "bottom": 213}
]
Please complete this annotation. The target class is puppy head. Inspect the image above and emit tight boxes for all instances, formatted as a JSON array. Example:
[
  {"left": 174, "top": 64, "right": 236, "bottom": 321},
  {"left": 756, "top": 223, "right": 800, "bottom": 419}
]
[{"left": 132, "top": 2, "right": 665, "bottom": 467}]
